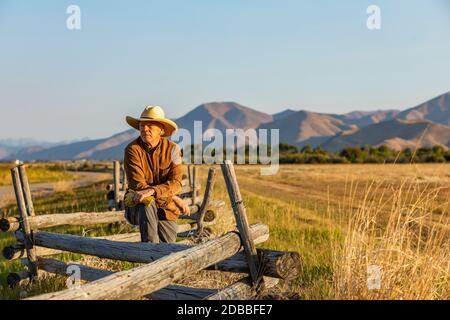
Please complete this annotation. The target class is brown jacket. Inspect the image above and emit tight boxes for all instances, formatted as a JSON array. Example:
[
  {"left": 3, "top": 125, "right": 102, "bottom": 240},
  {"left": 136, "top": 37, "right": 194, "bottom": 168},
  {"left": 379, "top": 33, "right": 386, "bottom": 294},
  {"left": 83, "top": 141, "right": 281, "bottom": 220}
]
[{"left": 123, "top": 136, "right": 183, "bottom": 221}]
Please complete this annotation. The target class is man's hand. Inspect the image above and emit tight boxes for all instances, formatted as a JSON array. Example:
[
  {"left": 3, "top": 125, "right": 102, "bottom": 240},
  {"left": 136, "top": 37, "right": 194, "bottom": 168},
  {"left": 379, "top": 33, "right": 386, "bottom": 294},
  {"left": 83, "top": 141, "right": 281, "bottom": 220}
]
[
  {"left": 181, "top": 203, "right": 190, "bottom": 215},
  {"left": 132, "top": 188, "right": 155, "bottom": 204},
  {"left": 172, "top": 195, "right": 190, "bottom": 215}
]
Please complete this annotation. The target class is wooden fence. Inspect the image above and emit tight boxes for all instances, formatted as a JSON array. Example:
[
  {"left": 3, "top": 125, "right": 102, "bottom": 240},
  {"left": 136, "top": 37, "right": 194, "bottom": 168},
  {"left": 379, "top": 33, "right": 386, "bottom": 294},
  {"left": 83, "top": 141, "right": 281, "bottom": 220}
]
[{"left": 1, "top": 161, "right": 301, "bottom": 300}]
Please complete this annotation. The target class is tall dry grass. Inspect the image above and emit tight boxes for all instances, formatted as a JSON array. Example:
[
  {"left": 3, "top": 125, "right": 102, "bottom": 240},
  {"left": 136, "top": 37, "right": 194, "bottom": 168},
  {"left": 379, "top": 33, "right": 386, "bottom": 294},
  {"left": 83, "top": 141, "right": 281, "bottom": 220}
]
[
  {"left": 333, "top": 177, "right": 450, "bottom": 299},
  {"left": 53, "top": 180, "right": 74, "bottom": 193}
]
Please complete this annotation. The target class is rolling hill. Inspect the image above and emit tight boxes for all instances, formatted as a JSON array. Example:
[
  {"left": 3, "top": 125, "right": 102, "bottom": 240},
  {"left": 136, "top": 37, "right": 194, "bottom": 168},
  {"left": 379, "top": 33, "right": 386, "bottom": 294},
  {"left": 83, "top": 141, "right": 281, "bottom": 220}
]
[
  {"left": 258, "top": 110, "right": 357, "bottom": 148},
  {"left": 397, "top": 92, "right": 450, "bottom": 125},
  {"left": 175, "top": 102, "right": 273, "bottom": 133},
  {"left": 2, "top": 92, "right": 450, "bottom": 160},
  {"left": 321, "top": 119, "right": 450, "bottom": 152}
]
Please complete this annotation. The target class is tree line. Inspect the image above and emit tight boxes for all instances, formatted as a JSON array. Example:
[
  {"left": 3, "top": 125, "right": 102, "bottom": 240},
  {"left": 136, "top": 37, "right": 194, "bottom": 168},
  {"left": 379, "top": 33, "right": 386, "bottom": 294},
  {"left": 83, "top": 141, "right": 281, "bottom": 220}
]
[{"left": 278, "top": 144, "right": 450, "bottom": 164}]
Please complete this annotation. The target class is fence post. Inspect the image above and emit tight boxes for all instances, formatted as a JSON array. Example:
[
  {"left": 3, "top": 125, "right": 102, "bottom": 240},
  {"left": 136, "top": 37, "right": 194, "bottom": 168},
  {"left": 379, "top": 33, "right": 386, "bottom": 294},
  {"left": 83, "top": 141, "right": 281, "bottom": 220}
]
[
  {"left": 18, "top": 165, "right": 35, "bottom": 217},
  {"left": 11, "top": 166, "right": 37, "bottom": 280},
  {"left": 113, "top": 161, "right": 120, "bottom": 210},
  {"left": 187, "top": 165, "right": 192, "bottom": 189},
  {"left": 220, "top": 160, "right": 262, "bottom": 288},
  {"left": 197, "top": 167, "right": 216, "bottom": 235},
  {"left": 192, "top": 165, "right": 197, "bottom": 205},
  {"left": 121, "top": 162, "right": 127, "bottom": 192}
]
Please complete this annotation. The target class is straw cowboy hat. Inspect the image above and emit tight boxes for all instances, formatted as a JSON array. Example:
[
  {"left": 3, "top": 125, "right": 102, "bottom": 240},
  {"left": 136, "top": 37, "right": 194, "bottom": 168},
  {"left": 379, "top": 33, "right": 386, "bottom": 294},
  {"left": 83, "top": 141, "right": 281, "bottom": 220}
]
[{"left": 126, "top": 106, "right": 178, "bottom": 137}]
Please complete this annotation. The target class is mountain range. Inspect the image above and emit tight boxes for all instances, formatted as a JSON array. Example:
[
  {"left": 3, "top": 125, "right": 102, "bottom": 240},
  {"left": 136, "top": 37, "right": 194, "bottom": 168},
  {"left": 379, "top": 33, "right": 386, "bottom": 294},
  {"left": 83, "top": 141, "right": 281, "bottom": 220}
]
[{"left": 2, "top": 92, "right": 449, "bottom": 161}]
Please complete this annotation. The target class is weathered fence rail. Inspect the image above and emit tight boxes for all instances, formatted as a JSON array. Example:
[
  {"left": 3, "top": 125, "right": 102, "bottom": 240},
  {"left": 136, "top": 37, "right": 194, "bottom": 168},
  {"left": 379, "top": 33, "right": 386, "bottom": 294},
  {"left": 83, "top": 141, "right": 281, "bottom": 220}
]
[{"left": 1, "top": 162, "right": 302, "bottom": 300}]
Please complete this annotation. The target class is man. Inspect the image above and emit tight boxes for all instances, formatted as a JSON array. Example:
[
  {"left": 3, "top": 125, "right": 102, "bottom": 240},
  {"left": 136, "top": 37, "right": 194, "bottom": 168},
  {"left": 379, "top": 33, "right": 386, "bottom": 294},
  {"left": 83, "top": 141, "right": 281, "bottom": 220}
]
[{"left": 123, "top": 105, "right": 186, "bottom": 243}]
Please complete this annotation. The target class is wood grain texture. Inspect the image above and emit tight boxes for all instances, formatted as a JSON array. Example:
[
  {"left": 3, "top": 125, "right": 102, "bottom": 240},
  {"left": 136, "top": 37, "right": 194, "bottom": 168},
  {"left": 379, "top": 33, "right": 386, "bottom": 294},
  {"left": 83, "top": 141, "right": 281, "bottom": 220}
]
[
  {"left": 26, "top": 224, "right": 268, "bottom": 299},
  {"left": 11, "top": 167, "right": 37, "bottom": 278},
  {"left": 220, "top": 160, "right": 260, "bottom": 286},
  {"left": 206, "top": 276, "right": 279, "bottom": 300},
  {"left": 35, "top": 258, "right": 216, "bottom": 300}
]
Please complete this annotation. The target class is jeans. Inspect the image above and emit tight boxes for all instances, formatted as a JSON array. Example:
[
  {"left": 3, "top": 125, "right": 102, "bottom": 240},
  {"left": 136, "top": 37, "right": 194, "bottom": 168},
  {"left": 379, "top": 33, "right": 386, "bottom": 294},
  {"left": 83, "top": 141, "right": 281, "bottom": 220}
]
[{"left": 137, "top": 202, "right": 177, "bottom": 243}]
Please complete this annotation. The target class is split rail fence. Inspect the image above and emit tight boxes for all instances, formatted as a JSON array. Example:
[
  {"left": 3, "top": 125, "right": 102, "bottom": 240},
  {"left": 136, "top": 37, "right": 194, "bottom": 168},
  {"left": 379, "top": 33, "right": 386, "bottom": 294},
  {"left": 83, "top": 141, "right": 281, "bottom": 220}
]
[{"left": 1, "top": 161, "right": 301, "bottom": 300}]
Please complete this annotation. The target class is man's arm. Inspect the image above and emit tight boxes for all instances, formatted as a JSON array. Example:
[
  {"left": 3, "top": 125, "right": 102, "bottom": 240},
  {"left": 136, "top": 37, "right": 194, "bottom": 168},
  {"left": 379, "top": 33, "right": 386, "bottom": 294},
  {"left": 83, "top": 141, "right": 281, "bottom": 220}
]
[
  {"left": 124, "top": 146, "right": 152, "bottom": 191},
  {"left": 152, "top": 144, "right": 183, "bottom": 199},
  {"left": 124, "top": 147, "right": 157, "bottom": 204}
]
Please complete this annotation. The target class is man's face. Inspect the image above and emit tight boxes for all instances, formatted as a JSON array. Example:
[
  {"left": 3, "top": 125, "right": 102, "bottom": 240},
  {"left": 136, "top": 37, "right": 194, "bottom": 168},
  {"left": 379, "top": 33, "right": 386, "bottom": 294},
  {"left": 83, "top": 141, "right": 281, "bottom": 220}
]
[{"left": 139, "top": 121, "right": 164, "bottom": 144}]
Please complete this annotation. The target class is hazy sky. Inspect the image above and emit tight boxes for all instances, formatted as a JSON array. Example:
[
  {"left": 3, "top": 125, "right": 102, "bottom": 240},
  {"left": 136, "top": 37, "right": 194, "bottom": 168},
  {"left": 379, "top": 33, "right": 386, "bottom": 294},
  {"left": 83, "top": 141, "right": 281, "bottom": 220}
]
[{"left": 1, "top": 0, "right": 449, "bottom": 142}]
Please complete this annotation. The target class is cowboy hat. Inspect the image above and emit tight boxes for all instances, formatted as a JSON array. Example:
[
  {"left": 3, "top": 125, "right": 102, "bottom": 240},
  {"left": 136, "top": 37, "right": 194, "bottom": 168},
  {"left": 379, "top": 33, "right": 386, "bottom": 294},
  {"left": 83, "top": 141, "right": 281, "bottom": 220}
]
[{"left": 126, "top": 106, "right": 178, "bottom": 137}]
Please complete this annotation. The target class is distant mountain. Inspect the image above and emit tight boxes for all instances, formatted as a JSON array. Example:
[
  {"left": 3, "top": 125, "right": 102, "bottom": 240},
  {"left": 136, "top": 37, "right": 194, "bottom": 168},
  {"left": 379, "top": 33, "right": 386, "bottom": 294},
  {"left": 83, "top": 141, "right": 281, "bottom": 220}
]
[
  {"left": 0, "top": 145, "right": 14, "bottom": 159},
  {"left": 174, "top": 102, "right": 274, "bottom": 148},
  {"left": 6, "top": 130, "right": 138, "bottom": 161},
  {"left": 176, "top": 102, "right": 273, "bottom": 133},
  {"left": 258, "top": 110, "right": 357, "bottom": 148},
  {"left": 397, "top": 92, "right": 450, "bottom": 125},
  {"left": 0, "top": 138, "right": 59, "bottom": 149},
  {"left": 339, "top": 110, "right": 400, "bottom": 127},
  {"left": 321, "top": 119, "right": 450, "bottom": 152},
  {"left": 272, "top": 109, "right": 298, "bottom": 121},
  {"left": 3, "top": 92, "right": 450, "bottom": 160},
  {"left": 5, "top": 102, "right": 274, "bottom": 160}
]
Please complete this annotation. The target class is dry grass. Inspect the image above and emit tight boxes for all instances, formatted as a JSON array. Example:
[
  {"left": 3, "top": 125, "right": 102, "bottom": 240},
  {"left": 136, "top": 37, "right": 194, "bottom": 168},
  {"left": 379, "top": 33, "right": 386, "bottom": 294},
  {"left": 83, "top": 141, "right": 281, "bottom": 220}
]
[
  {"left": 199, "top": 163, "right": 450, "bottom": 300},
  {"left": 52, "top": 180, "right": 74, "bottom": 194},
  {"left": 333, "top": 178, "right": 450, "bottom": 299}
]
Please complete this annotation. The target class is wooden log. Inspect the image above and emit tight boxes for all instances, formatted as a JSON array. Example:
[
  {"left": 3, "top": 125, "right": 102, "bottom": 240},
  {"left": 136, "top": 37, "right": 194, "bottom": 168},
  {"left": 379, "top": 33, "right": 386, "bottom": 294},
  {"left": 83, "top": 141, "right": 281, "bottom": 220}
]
[
  {"left": 206, "top": 276, "right": 279, "bottom": 300},
  {"left": 197, "top": 167, "right": 216, "bottom": 235},
  {"left": 26, "top": 224, "right": 269, "bottom": 300},
  {"left": 150, "top": 285, "right": 216, "bottom": 300},
  {"left": 192, "top": 166, "right": 197, "bottom": 205},
  {"left": 0, "top": 211, "right": 127, "bottom": 232},
  {"left": 34, "top": 258, "right": 216, "bottom": 300},
  {"left": 18, "top": 165, "right": 35, "bottom": 217},
  {"left": 11, "top": 167, "right": 37, "bottom": 278},
  {"left": 205, "top": 249, "right": 302, "bottom": 280},
  {"left": 187, "top": 165, "right": 192, "bottom": 188},
  {"left": 22, "top": 225, "right": 297, "bottom": 279},
  {"left": 7, "top": 269, "right": 30, "bottom": 288},
  {"left": 179, "top": 209, "right": 216, "bottom": 222},
  {"left": 27, "top": 224, "right": 267, "bottom": 263},
  {"left": 221, "top": 160, "right": 260, "bottom": 286},
  {"left": 0, "top": 198, "right": 209, "bottom": 232},
  {"left": 177, "top": 227, "right": 213, "bottom": 239},
  {"left": 113, "top": 161, "right": 120, "bottom": 209},
  {"left": 24, "top": 224, "right": 280, "bottom": 277},
  {"left": 9, "top": 230, "right": 209, "bottom": 260},
  {"left": 3, "top": 243, "right": 26, "bottom": 260},
  {"left": 13, "top": 226, "right": 213, "bottom": 244},
  {"left": 121, "top": 163, "right": 127, "bottom": 192},
  {"left": 10, "top": 232, "right": 142, "bottom": 260}
]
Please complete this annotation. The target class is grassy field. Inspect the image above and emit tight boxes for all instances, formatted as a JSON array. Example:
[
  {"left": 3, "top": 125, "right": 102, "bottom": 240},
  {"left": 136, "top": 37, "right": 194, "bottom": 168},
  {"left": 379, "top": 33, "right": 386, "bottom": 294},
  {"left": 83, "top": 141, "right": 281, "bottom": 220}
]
[
  {"left": 0, "top": 163, "right": 75, "bottom": 186},
  {"left": 0, "top": 163, "right": 449, "bottom": 300}
]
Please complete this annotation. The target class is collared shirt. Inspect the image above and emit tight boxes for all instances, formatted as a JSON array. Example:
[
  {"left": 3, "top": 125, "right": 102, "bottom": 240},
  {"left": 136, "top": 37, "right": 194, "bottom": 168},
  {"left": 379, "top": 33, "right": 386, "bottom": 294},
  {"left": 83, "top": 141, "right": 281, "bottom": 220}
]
[{"left": 123, "top": 136, "right": 183, "bottom": 221}]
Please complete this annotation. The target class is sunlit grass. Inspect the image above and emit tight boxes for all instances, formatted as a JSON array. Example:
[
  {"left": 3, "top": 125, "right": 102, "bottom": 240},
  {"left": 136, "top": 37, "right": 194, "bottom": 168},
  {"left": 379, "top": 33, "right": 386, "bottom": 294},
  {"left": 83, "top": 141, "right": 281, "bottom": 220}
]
[{"left": 0, "top": 163, "right": 75, "bottom": 186}]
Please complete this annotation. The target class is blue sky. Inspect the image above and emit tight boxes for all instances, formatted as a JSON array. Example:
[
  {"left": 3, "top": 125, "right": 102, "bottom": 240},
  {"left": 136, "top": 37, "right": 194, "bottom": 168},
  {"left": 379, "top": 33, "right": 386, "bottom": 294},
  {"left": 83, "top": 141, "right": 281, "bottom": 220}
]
[{"left": 1, "top": 0, "right": 449, "bottom": 142}]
